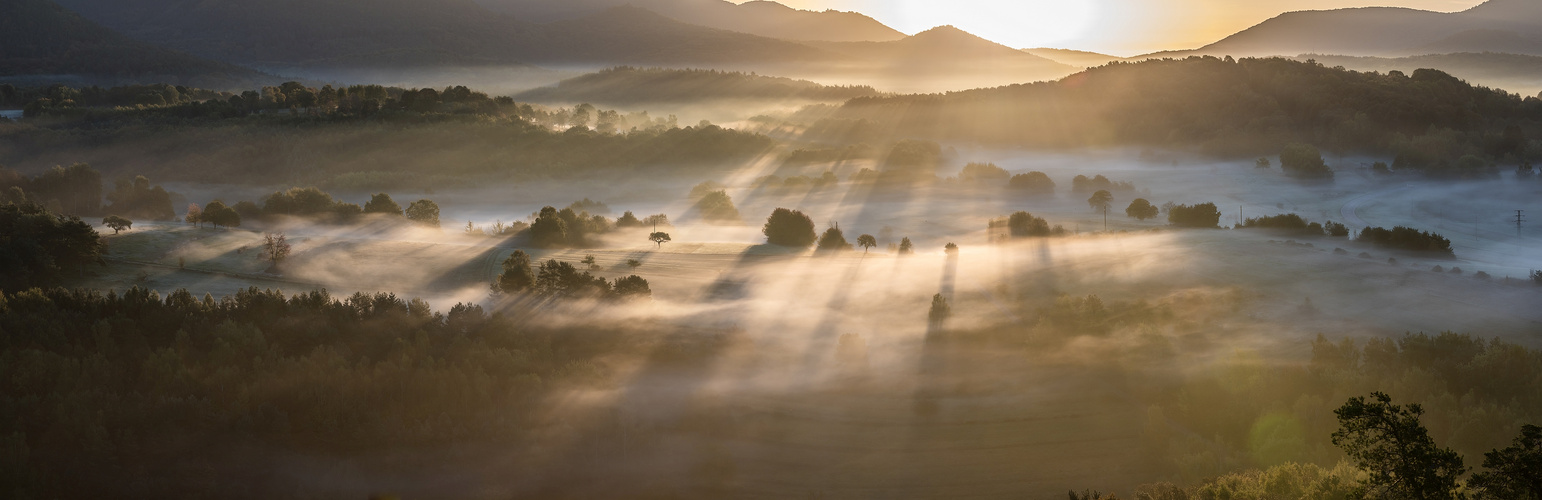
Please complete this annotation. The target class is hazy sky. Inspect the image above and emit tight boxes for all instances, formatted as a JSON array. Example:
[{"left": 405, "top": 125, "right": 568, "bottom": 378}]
[{"left": 762, "top": 0, "right": 1487, "bottom": 55}]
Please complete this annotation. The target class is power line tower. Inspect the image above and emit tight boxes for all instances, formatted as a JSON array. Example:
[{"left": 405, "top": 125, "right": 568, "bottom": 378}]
[{"left": 1516, "top": 210, "right": 1526, "bottom": 234}]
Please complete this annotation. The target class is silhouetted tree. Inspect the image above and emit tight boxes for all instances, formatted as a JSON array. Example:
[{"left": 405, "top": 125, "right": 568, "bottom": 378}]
[
  {"left": 0, "top": 202, "right": 104, "bottom": 290},
  {"left": 650, "top": 231, "right": 671, "bottom": 248},
  {"left": 494, "top": 250, "right": 534, "bottom": 293},
  {"left": 817, "top": 224, "right": 852, "bottom": 251},
  {"left": 1125, "top": 199, "right": 1158, "bottom": 220},
  {"left": 763, "top": 208, "right": 817, "bottom": 247},
  {"left": 612, "top": 275, "right": 652, "bottom": 300},
  {"left": 530, "top": 207, "right": 569, "bottom": 248},
  {"left": 1088, "top": 190, "right": 1113, "bottom": 213},
  {"left": 105, "top": 175, "right": 174, "bottom": 220},
  {"left": 363, "top": 193, "right": 403, "bottom": 216},
  {"left": 857, "top": 234, "right": 877, "bottom": 254},
  {"left": 898, "top": 237, "right": 914, "bottom": 255},
  {"left": 405, "top": 199, "right": 440, "bottom": 227},
  {"left": 1008, "top": 211, "right": 1053, "bottom": 237},
  {"left": 534, "top": 259, "right": 610, "bottom": 298},
  {"left": 944, "top": 242, "right": 958, "bottom": 255},
  {"left": 1280, "top": 143, "right": 1336, "bottom": 179},
  {"left": 261, "top": 233, "right": 291, "bottom": 265},
  {"left": 615, "top": 211, "right": 642, "bottom": 228},
  {"left": 928, "top": 294, "right": 951, "bottom": 325},
  {"left": 1332, "top": 392, "right": 1465, "bottom": 500},
  {"left": 626, "top": 259, "right": 641, "bottom": 270},
  {"left": 1468, "top": 424, "right": 1542, "bottom": 500},
  {"left": 1168, "top": 203, "right": 1221, "bottom": 228},
  {"left": 202, "top": 200, "right": 240, "bottom": 228},
  {"left": 1008, "top": 171, "right": 1056, "bottom": 194},
  {"left": 690, "top": 190, "right": 741, "bottom": 224},
  {"left": 102, "top": 215, "right": 132, "bottom": 234}
]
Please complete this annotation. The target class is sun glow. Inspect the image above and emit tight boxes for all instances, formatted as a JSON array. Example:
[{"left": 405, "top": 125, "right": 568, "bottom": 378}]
[{"left": 863, "top": 0, "right": 1100, "bottom": 48}]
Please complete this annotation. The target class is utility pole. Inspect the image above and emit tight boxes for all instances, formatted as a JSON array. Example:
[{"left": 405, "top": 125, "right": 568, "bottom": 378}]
[
  {"left": 1103, "top": 206, "right": 1108, "bottom": 232},
  {"left": 1516, "top": 210, "right": 1526, "bottom": 234}
]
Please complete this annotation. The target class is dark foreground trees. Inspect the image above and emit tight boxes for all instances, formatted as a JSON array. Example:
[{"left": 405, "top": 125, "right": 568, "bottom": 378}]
[
  {"left": 1357, "top": 226, "right": 1454, "bottom": 255},
  {"left": 0, "top": 202, "right": 104, "bottom": 291},
  {"left": 763, "top": 208, "right": 817, "bottom": 247},
  {"left": 1469, "top": 425, "right": 1542, "bottom": 500},
  {"left": 1332, "top": 392, "right": 1465, "bottom": 500}
]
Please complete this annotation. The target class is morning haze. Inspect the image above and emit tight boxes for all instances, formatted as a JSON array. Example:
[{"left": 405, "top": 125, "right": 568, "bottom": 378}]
[{"left": 1, "top": 0, "right": 1539, "bottom": 498}]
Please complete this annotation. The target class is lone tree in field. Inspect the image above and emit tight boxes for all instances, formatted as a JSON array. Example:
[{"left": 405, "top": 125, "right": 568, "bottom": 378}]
[
  {"left": 626, "top": 259, "right": 642, "bottom": 271},
  {"left": 763, "top": 208, "right": 817, "bottom": 247},
  {"left": 1331, "top": 392, "right": 1465, "bottom": 500},
  {"left": 1125, "top": 198, "right": 1159, "bottom": 220},
  {"left": 261, "top": 233, "right": 291, "bottom": 265},
  {"left": 363, "top": 193, "right": 403, "bottom": 216},
  {"left": 928, "top": 294, "right": 951, "bottom": 326},
  {"left": 406, "top": 199, "right": 440, "bottom": 227},
  {"left": 1088, "top": 190, "right": 1114, "bottom": 213},
  {"left": 649, "top": 231, "right": 672, "bottom": 248},
  {"left": 185, "top": 203, "right": 201, "bottom": 227},
  {"left": 898, "top": 237, "right": 914, "bottom": 255},
  {"left": 817, "top": 223, "right": 852, "bottom": 251},
  {"left": 857, "top": 234, "right": 877, "bottom": 254},
  {"left": 1468, "top": 424, "right": 1542, "bottom": 500},
  {"left": 494, "top": 250, "right": 534, "bottom": 293},
  {"left": 944, "top": 242, "right": 959, "bottom": 256},
  {"left": 102, "top": 215, "right": 132, "bottom": 234}
]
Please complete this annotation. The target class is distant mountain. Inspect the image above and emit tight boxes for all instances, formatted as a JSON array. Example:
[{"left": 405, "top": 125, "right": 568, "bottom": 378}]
[
  {"left": 473, "top": 0, "right": 906, "bottom": 42},
  {"left": 1022, "top": 48, "right": 1125, "bottom": 69},
  {"left": 513, "top": 67, "right": 881, "bottom": 106},
  {"left": 1303, "top": 52, "right": 1542, "bottom": 97},
  {"left": 800, "top": 26, "right": 1077, "bottom": 90},
  {"left": 51, "top": 0, "right": 838, "bottom": 72},
  {"left": 1189, "top": 0, "right": 1542, "bottom": 58},
  {"left": 0, "top": 0, "right": 270, "bottom": 89}
]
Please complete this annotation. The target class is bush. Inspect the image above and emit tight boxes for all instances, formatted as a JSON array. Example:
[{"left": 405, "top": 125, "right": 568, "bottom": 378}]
[
  {"left": 1357, "top": 226, "right": 1453, "bottom": 255},
  {"left": 763, "top": 208, "right": 817, "bottom": 247},
  {"left": 1007, "top": 171, "right": 1055, "bottom": 194},
  {"left": 1168, "top": 203, "right": 1221, "bottom": 228},
  {"left": 1125, "top": 199, "right": 1159, "bottom": 221},
  {"left": 1279, "top": 143, "right": 1335, "bottom": 179}
]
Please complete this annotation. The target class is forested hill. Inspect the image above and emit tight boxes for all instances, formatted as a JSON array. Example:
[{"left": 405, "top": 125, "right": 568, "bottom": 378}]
[
  {"left": 514, "top": 67, "right": 881, "bottom": 106},
  {"left": 0, "top": 0, "right": 271, "bottom": 89},
  {"left": 826, "top": 56, "right": 1542, "bottom": 157}
]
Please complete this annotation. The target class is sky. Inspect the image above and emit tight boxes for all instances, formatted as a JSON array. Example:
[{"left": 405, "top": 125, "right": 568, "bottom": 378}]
[{"left": 760, "top": 0, "right": 1488, "bottom": 55}]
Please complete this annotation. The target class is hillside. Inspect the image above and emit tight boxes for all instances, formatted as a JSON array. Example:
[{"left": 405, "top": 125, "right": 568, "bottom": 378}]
[
  {"left": 797, "top": 26, "right": 1078, "bottom": 91},
  {"left": 1191, "top": 0, "right": 1542, "bottom": 58},
  {"left": 473, "top": 0, "right": 906, "bottom": 42},
  {"left": 1022, "top": 48, "right": 1125, "bottom": 69},
  {"left": 0, "top": 0, "right": 270, "bottom": 89},
  {"left": 822, "top": 56, "right": 1540, "bottom": 157},
  {"left": 50, "top": 0, "right": 837, "bottom": 71},
  {"left": 1303, "top": 52, "right": 1542, "bottom": 97},
  {"left": 513, "top": 67, "right": 880, "bottom": 106}
]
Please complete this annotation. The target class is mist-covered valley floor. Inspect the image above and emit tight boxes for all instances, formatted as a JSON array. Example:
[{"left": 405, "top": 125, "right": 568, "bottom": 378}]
[{"left": 43, "top": 149, "right": 1540, "bottom": 498}]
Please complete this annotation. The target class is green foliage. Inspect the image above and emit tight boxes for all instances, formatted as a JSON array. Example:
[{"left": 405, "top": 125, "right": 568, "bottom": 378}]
[
  {"left": 1331, "top": 392, "right": 1465, "bottom": 499},
  {"left": 0, "top": 163, "right": 101, "bottom": 216},
  {"left": 1168, "top": 203, "right": 1221, "bottom": 228},
  {"left": 0, "top": 202, "right": 104, "bottom": 291},
  {"left": 1125, "top": 199, "right": 1159, "bottom": 221},
  {"left": 405, "top": 199, "right": 440, "bottom": 227},
  {"left": 1468, "top": 425, "right": 1542, "bottom": 500},
  {"left": 200, "top": 200, "right": 240, "bottom": 228},
  {"left": 104, "top": 175, "right": 175, "bottom": 220},
  {"left": 1356, "top": 226, "right": 1453, "bottom": 254},
  {"left": 363, "top": 193, "right": 403, "bottom": 216},
  {"left": 763, "top": 208, "right": 817, "bottom": 247},
  {"left": 1008, "top": 171, "right": 1056, "bottom": 194},
  {"left": 101, "top": 215, "right": 131, "bottom": 234},
  {"left": 494, "top": 250, "right": 535, "bottom": 293},
  {"left": 1280, "top": 143, "right": 1336, "bottom": 179}
]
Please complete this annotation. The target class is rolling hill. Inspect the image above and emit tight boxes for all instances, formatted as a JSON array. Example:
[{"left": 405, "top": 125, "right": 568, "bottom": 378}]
[
  {"left": 796, "top": 26, "right": 1078, "bottom": 91},
  {"left": 1302, "top": 52, "right": 1542, "bottom": 97},
  {"left": 472, "top": 0, "right": 906, "bottom": 42},
  {"left": 1022, "top": 48, "right": 1125, "bottom": 69},
  {"left": 0, "top": 0, "right": 271, "bottom": 89},
  {"left": 512, "top": 67, "right": 881, "bottom": 106}
]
